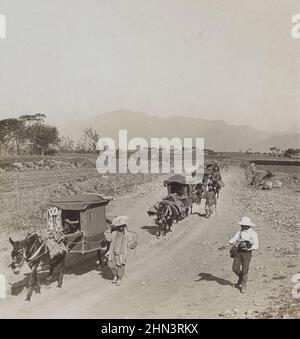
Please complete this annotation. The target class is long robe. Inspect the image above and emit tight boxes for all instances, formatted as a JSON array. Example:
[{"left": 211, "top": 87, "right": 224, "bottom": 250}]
[{"left": 107, "top": 228, "right": 132, "bottom": 266}]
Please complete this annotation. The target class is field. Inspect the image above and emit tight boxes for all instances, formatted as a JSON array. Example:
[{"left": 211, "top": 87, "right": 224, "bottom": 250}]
[
  {"left": 0, "top": 167, "right": 160, "bottom": 235},
  {"left": 0, "top": 155, "right": 299, "bottom": 318},
  {"left": 0, "top": 152, "right": 162, "bottom": 237},
  {"left": 259, "top": 164, "right": 300, "bottom": 177}
]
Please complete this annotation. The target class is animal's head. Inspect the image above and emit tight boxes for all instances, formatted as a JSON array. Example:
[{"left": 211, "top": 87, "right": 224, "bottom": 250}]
[
  {"left": 157, "top": 204, "right": 167, "bottom": 223},
  {"left": 157, "top": 216, "right": 166, "bottom": 227},
  {"left": 8, "top": 237, "right": 25, "bottom": 275},
  {"left": 212, "top": 173, "right": 219, "bottom": 180}
]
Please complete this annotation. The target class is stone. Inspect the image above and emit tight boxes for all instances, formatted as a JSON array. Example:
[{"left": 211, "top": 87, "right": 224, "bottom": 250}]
[{"left": 13, "top": 162, "right": 24, "bottom": 170}]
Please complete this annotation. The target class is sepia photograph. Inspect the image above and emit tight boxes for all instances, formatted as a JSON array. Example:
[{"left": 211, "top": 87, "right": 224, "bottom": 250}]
[{"left": 0, "top": 0, "right": 299, "bottom": 323}]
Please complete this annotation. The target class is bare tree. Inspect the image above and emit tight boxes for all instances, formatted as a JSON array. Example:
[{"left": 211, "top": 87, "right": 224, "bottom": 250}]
[
  {"left": 81, "top": 127, "right": 100, "bottom": 153},
  {"left": 60, "top": 136, "right": 75, "bottom": 153}
]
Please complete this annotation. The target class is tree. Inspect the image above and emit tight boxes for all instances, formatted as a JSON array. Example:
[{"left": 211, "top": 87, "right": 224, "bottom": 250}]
[
  {"left": 0, "top": 118, "right": 25, "bottom": 155},
  {"left": 0, "top": 114, "right": 49, "bottom": 156},
  {"left": 204, "top": 148, "right": 215, "bottom": 155},
  {"left": 19, "top": 113, "right": 46, "bottom": 126},
  {"left": 60, "top": 136, "right": 75, "bottom": 153},
  {"left": 81, "top": 127, "right": 99, "bottom": 153},
  {"left": 284, "top": 148, "right": 296, "bottom": 157},
  {"left": 27, "top": 124, "right": 60, "bottom": 155}
]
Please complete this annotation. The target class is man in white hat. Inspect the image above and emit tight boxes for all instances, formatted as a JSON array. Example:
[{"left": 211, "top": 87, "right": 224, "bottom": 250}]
[
  {"left": 219, "top": 216, "right": 259, "bottom": 293},
  {"left": 105, "top": 216, "right": 133, "bottom": 286}
]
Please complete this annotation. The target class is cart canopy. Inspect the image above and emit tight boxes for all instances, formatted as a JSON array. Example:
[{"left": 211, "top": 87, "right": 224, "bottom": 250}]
[
  {"left": 163, "top": 174, "right": 200, "bottom": 186},
  {"left": 49, "top": 193, "right": 110, "bottom": 211}
]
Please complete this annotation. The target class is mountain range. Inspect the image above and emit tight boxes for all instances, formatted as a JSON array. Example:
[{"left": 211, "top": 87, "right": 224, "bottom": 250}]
[{"left": 59, "top": 110, "right": 300, "bottom": 152}]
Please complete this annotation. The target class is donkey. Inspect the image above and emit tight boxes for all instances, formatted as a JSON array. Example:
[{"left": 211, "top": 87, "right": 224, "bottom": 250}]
[
  {"left": 9, "top": 233, "right": 66, "bottom": 301},
  {"left": 155, "top": 203, "right": 174, "bottom": 238}
]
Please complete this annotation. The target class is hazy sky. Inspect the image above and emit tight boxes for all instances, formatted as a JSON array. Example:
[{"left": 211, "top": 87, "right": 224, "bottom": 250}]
[{"left": 0, "top": 0, "right": 299, "bottom": 132}]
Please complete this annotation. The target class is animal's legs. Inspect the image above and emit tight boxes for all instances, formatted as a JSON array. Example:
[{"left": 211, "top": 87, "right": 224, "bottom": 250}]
[
  {"left": 47, "top": 264, "right": 54, "bottom": 282},
  {"left": 97, "top": 249, "right": 103, "bottom": 266},
  {"left": 157, "top": 221, "right": 161, "bottom": 238},
  {"left": 34, "top": 268, "right": 40, "bottom": 293},
  {"left": 57, "top": 256, "right": 65, "bottom": 288},
  {"left": 26, "top": 263, "right": 38, "bottom": 301}
]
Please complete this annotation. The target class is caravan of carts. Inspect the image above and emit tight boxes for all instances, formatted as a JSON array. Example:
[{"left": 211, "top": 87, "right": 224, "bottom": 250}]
[
  {"left": 33, "top": 161, "right": 224, "bottom": 257},
  {"left": 8, "top": 161, "right": 224, "bottom": 300},
  {"left": 147, "top": 161, "right": 225, "bottom": 237}
]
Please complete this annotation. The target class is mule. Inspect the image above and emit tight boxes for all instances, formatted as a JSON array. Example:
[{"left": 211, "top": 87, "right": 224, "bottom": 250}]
[
  {"left": 9, "top": 233, "right": 66, "bottom": 301},
  {"left": 155, "top": 204, "right": 174, "bottom": 238}
]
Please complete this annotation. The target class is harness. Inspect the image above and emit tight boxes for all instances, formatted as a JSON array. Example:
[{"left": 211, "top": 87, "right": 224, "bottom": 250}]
[
  {"left": 26, "top": 241, "right": 47, "bottom": 263},
  {"left": 12, "top": 235, "right": 48, "bottom": 269}
]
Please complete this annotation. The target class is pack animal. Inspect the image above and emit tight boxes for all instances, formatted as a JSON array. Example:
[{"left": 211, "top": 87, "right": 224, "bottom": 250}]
[
  {"left": 9, "top": 234, "right": 66, "bottom": 301},
  {"left": 155, "top": 202, "right": 174, "bottom": 238}
]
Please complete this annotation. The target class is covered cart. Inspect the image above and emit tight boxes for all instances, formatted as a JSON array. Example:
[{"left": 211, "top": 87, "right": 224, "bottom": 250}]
[
  {"left": 163, "top": 174, "right": 199, "bottom": 196},
  {"left": 47, "top": 193, "right": 111, "bottom": 254},
  {"left": 163, "top": 174, "right": 201, "bottom": 209}
]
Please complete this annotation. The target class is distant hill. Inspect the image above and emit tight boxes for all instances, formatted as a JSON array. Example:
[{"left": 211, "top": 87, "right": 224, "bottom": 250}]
[
  {"left": 59, "top": 110, "right": 298, "bottom": 152},
  {"left": 251, "top": 134, "right": 300, "bottom": 152}
]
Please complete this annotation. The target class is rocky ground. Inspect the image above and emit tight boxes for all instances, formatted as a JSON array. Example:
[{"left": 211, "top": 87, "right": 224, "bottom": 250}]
[
  {"left": 0, "top": 158, "right": 96, "bottom": 172},
  {"left": 239, "top": 164, "right": 300, "bottom": 318}
]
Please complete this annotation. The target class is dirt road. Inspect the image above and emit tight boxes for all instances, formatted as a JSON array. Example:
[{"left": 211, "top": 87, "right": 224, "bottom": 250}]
[{"left": 1, "top": 166, "right": 299, "bottom": 318}]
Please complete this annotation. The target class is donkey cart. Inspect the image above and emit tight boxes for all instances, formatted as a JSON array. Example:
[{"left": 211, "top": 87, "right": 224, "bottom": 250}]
[{"left": 9, "top": 193, "right": 112, "bottom": 301}]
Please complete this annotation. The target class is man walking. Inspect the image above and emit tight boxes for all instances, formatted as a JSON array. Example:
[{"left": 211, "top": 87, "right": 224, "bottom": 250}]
[
  {"left": 203, "top": 186, "right": 217, "bottom": 218},
  {"left": 105, "top": 216, "right": 134, "bottom": 286},
  {"left": 219, "top": 217, "right": 259, "bottom": 293}
]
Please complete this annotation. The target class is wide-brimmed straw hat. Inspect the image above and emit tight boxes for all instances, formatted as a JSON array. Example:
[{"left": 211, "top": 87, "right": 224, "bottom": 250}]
[
  {"left": 111, "top": 215, "right": 129, "bottom": 227},
  {"left": 238, "top": 216, "right": 255, "bottom": 227}
]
